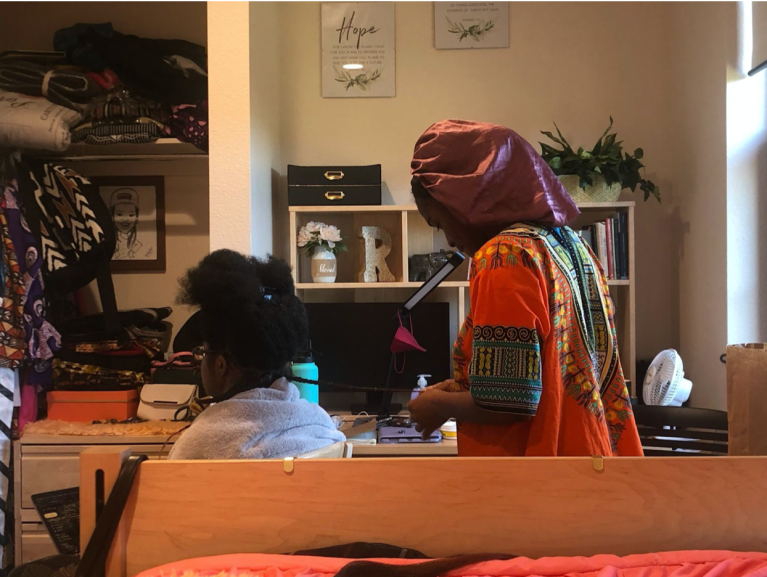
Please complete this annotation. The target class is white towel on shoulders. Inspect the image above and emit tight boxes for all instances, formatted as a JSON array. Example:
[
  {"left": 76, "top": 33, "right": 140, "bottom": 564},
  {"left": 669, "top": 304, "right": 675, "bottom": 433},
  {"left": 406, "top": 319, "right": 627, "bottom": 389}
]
[{"left": 168, "top": 378, "right": 344, "bottom": 460}]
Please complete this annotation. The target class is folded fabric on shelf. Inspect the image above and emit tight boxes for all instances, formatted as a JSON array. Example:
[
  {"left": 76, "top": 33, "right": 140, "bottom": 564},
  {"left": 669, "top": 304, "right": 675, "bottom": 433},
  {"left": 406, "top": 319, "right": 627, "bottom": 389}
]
[
  {"left": 52, "top": 23, "right": 115, "bottom": 71},
  {"left": 126, "top": 320, "right": 172, "bottom": 354},
  {"left": 85, "top": 68, "right": 120, "bottom": 91},
  {"left": 71, "top": 88, "right": 167, "bottom": 145},
  {"left": 57, "top": 307, "right": 172, "bottom": 343},
  {"left": 53, "top": 358, "right": 146, "bottom": 391},
  {"left": 56, "top": 346, "right": 154, "bottom": 374},
  {"left": 0, "top": 89, "right": 82, "bottom": 151},
  {"left": 55, "top": 23, "right": 208, "bottom": 105},
  {"left": 51, "top": 318, "right": 169, "bottom": 396},
  {"left": 0, "top": 60, "right": 100, "bottom": 111},
  {"left": 164, "top": 100, "right": 208, "bottom": 151},
  {"left": 52, "top": 308, "right": 170, "bottom": 395}
]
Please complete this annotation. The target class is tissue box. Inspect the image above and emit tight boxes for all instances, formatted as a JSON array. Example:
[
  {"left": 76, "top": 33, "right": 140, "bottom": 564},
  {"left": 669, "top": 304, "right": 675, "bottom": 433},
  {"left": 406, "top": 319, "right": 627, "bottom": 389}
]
[{"left": 288, "top": 164, "right": 381, "bottom": 206}]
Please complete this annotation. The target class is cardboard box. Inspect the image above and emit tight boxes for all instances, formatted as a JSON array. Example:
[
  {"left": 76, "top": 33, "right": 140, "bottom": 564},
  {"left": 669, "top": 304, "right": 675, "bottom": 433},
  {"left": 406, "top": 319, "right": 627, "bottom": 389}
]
[{"left": 47, "top": 390, "right": 139, "bottom": 422}]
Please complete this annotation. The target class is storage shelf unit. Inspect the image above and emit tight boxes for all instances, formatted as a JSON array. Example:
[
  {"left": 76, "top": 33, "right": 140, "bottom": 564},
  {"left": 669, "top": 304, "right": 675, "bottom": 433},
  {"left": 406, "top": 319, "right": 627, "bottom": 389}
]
[
  {"left": 289, "top": 201, "right": 636, "bottom": 392},
  {"left": 38, "top": 138, "right": 208, "bottom": 162}
]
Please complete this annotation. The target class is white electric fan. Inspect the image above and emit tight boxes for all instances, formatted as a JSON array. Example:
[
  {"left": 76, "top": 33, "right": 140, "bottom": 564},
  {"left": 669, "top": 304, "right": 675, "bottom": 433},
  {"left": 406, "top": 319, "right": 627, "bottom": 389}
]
[{"left": 642, "top": 349, "right": 693, "bottom": 406}]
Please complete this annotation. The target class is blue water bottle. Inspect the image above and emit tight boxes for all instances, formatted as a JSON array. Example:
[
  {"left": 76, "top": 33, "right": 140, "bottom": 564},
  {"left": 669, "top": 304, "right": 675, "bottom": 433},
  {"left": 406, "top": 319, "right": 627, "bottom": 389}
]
[{"left": 291, "top": 341, "right": 319, "bottom": 404}]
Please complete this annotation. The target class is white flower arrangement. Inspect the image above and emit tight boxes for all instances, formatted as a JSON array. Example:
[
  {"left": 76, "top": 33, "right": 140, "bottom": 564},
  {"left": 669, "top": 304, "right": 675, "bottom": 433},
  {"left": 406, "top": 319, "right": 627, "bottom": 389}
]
[{"left": 297, "top": 221, "right": 347, "bottom": 255}]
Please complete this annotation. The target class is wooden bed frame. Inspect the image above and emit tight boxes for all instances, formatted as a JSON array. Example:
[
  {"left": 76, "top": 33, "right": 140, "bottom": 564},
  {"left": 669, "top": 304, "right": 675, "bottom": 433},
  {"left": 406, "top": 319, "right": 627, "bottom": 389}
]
[{"left": 80, "top": 449, "right": 767, "bottom": 577}]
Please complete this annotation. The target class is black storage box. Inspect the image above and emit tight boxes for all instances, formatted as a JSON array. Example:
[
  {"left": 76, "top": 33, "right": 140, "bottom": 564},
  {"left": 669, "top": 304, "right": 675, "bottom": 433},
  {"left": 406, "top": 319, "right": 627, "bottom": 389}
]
[{"left": 288, "top": 165, "right": 382, "bottom": 206}]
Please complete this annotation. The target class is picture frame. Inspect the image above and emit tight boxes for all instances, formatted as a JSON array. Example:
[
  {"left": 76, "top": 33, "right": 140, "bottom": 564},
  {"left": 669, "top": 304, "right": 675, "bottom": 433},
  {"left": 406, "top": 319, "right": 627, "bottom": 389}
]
[
  {"left": 92, "top": 176, "right": 166, "bottom": 273},
  {"left": 434, "top": 2, "right": 510, "bottom": 50},
  {"left": 321, "top": 2, "right": 396, "bottom": 98}
]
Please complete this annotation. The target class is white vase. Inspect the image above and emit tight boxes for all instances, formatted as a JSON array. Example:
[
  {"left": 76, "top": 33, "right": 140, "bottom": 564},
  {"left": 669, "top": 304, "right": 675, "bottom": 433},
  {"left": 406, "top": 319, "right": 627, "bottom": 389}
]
[{"left": 311, "top": 247, "right": 337, "bottom": 283}]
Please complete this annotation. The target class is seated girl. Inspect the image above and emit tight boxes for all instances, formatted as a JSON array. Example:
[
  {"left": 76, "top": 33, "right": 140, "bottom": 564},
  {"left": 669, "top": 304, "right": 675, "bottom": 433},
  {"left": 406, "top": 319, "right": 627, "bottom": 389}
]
[{"left": 168, "top": 249, "right": 345, "bottom": 460}]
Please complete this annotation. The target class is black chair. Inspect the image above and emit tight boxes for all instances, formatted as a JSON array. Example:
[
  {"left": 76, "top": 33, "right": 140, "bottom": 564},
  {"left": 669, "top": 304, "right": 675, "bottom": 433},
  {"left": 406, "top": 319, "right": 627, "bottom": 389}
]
[{"left": 631, "top": 404, "right": 728, "bottom": 456}]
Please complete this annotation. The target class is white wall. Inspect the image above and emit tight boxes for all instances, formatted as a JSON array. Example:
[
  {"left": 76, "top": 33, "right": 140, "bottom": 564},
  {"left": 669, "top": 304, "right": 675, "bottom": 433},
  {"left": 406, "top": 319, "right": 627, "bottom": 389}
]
[
  {"left": 668, "top": 3, "right": 732, "bottom": 409},
  {"left": 249, "top": 2, "right": 282, "bottom": 257},
  {"left": 207, "top": 2, "right": 282, "bottom": 257},
  {"left": 208, "top": 2, "right": 252, "bottom": 255},
  {"left": 279, "top": 1, "right": 680, "bottom": 366}
]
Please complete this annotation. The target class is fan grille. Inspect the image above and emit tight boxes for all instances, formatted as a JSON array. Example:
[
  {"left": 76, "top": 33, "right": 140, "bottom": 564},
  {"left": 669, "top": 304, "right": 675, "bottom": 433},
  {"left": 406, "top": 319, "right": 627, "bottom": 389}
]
[{"left": 643, "top": 350, "right": 683, "bottom": 405}]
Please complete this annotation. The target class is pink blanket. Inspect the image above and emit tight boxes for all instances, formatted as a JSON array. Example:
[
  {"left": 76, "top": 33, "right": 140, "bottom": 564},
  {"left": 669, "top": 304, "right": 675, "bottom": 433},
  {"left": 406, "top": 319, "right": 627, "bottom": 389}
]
[{"left": 136, "top": 551, "right": 767, "bottom": 577}]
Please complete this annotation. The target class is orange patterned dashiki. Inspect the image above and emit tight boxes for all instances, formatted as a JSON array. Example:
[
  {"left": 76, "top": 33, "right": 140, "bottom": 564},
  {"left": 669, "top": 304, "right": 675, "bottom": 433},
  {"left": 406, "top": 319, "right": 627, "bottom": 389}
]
[{"left": 453, "top": 224, "right": 643, "bottom": 457}]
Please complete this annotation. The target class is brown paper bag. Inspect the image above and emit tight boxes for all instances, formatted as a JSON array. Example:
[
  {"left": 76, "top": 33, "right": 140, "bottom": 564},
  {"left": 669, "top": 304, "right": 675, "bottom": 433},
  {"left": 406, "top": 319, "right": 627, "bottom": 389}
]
[{"left": 727, "top": 343, "right": 767, "bottom": 455}]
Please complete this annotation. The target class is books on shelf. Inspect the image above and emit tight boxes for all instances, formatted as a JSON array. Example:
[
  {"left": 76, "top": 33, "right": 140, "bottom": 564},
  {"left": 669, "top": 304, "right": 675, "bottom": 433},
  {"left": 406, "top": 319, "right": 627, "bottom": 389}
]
[
  {"left": 595, "top": 222, "right": 609, "bottom": 275},
  {"left": 577, "top": 213, "right": 629, "bottom": 281}
]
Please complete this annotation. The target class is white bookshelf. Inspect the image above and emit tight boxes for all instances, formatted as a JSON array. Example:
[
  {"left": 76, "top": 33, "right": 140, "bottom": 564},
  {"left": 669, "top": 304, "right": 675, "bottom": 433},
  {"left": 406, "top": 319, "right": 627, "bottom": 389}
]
[
  {"left": 289, "top": 201, "right": 636, "bottom": 394},
  {"left": 571, "top": 201, "right": 636, "bottom": 392}
]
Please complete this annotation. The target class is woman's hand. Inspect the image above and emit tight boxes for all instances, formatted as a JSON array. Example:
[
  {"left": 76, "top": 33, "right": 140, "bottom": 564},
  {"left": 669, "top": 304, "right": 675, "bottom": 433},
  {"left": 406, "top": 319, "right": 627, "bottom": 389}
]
[
  {"left": 408, "top": 389, "right": 452, "bottom": 438},
  {"left": 411, "top": 386, "right": 528, "bottom": 434},
  {"left": 424, "top": 379, "right": 464, "bottom": 393}
]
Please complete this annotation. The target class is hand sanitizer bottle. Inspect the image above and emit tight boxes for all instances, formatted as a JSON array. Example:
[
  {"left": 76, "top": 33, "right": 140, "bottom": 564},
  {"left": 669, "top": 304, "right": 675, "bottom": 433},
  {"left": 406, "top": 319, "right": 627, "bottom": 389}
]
[{"left": 411, "top": 374, "right": 431, "bottom": 402}]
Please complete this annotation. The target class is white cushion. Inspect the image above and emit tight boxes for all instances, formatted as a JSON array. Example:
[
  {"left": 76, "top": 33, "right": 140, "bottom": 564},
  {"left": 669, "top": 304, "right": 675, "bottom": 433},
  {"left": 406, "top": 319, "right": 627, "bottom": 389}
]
[{"left": 0, "top": 90, "right": 82, "bottom": 152}]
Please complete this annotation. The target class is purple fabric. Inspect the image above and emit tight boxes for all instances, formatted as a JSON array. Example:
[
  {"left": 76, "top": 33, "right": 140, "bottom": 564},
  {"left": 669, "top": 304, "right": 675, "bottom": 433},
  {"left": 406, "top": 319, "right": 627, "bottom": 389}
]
[
  {"left": 3, "top": 180, "right": 61, "bottom": 371},
  {"left": 19, "top": 367, "right": 38, "bottom": 432},
  {"left": 164, "top": 100, "right": 208, "bottom": 152},
  {"left": 411, "top": 119, "right": 580, "bottom": 231}
]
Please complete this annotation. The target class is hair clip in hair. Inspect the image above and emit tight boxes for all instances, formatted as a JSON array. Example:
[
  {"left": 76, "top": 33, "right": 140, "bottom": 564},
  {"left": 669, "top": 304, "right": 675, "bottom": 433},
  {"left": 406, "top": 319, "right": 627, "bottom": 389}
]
[{"left": 259, "top": 286, "right": 277, "bottom": 301}]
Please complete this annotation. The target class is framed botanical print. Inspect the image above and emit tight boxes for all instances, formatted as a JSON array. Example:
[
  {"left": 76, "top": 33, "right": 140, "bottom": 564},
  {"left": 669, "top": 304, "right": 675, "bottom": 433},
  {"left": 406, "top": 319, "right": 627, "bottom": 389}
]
[
  {"left": 92, "top": 176, "right": 166, "bottom": 272},
  {"left": 434, "top": 2, "right": 510, "bottom": 50}
]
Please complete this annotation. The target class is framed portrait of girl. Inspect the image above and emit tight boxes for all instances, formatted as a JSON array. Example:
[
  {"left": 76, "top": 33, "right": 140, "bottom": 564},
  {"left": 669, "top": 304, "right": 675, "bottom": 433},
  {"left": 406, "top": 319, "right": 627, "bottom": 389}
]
[{"left": 93, "top": 176, "right": 166, "bottom": 272}]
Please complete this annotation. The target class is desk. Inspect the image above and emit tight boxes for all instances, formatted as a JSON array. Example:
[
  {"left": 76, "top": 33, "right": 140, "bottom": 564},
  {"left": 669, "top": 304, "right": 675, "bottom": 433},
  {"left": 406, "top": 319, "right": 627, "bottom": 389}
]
[{"left": 351, "top": 439, "right": 457, "bottom": 457}]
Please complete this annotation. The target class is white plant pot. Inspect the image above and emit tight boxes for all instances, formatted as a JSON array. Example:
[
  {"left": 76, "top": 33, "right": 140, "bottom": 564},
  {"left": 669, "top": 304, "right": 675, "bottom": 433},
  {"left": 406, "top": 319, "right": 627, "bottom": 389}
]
[
  {"left": 311, "top": 247, "right": 337, "bottom": 283},
  {"left": 559, "top": 174, "right": 622, "bottom": 204}
]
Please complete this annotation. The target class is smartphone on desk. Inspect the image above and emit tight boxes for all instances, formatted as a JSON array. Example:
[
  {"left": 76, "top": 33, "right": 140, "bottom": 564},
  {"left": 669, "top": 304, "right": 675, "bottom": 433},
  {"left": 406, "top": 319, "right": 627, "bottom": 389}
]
[
  {"left": 377, "top": 425, "right": 442, "bottom": 444},
  {"left": 352, "top": 416, "right": 376, "bottom": 427},
  {"left": 375, "top": 416, "right": 411, "bottom": 429}
]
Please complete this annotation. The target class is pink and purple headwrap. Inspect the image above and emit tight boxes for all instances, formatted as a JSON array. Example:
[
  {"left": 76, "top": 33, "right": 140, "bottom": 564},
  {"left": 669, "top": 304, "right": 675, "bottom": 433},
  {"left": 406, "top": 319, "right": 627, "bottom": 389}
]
[{"left": 411, "top": 119, "right": 580, "bottom": 230}]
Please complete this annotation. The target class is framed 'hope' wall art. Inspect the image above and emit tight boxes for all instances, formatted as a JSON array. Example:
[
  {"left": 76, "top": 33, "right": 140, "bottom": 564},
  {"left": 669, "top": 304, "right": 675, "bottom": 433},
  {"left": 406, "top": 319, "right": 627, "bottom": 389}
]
[{"left": 321, "top": 2, "right": 396, "bottom": 98}]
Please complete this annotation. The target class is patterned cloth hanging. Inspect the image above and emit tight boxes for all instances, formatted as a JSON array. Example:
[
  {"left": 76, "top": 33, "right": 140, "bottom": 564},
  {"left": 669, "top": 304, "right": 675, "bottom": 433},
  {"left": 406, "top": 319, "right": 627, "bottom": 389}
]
[
  {"left": 2, "top": 181, "right": 61, "bottom": 369},
  {"left": 0, "top": 157, "right": 22, "bottom": 573},
  {"left": 0, "top": 367, "right": 15, "bottom": 572},
  {"left": 0, "top": 196, "right": 25, "bottom": 369},
  {"left": 3, "top": 180, "right": 61, "bottom": 438},
  {"left": 0, "top": 161, "right": 58, "bottom": 570}
]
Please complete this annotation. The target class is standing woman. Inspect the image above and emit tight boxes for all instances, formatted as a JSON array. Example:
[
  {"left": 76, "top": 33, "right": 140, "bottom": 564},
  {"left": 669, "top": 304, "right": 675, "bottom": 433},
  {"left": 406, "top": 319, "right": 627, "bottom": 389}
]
[{"left": 407, "top": 119, "right": 643, "bottom": 457}]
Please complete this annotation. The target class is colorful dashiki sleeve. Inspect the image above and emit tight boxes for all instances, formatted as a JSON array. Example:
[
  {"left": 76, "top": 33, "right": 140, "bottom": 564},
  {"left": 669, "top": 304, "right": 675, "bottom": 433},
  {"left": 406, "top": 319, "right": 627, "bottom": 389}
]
[{"left": 468, "top": 258, "right": 550, "bottom": 417}]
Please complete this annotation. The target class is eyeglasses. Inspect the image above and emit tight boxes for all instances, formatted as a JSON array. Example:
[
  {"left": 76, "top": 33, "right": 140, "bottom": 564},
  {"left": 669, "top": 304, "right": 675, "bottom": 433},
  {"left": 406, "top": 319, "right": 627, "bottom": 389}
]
[{"left": 192, "top": 346, "right": 217, "bottom": 365}]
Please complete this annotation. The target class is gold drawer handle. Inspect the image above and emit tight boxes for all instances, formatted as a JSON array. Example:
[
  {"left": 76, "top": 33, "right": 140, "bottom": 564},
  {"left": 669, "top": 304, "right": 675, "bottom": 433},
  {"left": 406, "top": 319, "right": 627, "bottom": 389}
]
[
  {"left": 324, "top": 170, "right": 345, "bottom": 181},
  {"left": 325, "top": 191, "right": 345, "bottom": 201}
]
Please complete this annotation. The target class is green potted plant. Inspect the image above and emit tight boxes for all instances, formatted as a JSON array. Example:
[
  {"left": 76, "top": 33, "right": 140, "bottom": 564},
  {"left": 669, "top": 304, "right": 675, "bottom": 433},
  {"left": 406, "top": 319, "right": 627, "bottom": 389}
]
[{"left": 539, "top": 117, "right": 660, "bottom": 203}]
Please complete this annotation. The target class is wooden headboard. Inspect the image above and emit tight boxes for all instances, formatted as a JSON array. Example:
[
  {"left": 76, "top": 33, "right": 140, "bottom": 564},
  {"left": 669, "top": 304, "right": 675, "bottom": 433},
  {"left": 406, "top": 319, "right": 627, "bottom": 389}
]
[{"left": 80, "top": 450, "right": 767, "bottom": 577}]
